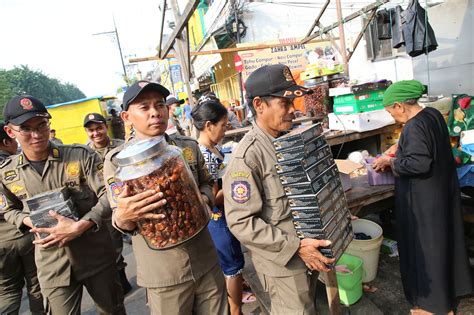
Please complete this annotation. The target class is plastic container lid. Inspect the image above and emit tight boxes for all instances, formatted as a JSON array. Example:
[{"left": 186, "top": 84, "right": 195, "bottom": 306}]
[{"left": 116, "top": 136, "right": 167, "bottom": 166}]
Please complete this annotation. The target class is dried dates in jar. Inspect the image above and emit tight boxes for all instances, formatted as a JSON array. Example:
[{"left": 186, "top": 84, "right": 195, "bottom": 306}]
[{"left": 115, "top": 136, "right": 209, "bottom": 250}]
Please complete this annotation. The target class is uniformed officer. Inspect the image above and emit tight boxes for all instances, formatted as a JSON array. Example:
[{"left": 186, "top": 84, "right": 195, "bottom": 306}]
[
  {"left": 0, "top": 122, "right": 44, "bottom": 315},
  {"left": 103, "top": 81, "right": 228, "bottom": 315},
  {"left": 83, "top": 112, "right": 132, "bottom": 294},
  {"left": 84, "top": 113, "right": 125, "bottom": 159},
  {"left": 0, "top": 95, "right": 125, "bottom": 314},
  {"left": 165, "top": 96, "right": 185, "bottom": 136},
  {"left": 223, "top": 64, "right": 335, "bottom": 314}
]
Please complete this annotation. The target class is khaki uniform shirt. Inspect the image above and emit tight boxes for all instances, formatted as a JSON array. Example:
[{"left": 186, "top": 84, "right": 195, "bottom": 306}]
[
  {"left": 223, "top": 123, "right": 306, "bottom": 277},
  {"left": 103, "top": 134, "right": 219, "bottom": 288},
  {"left": 0, "top": 150, "right": 24, "bottom": 243},
  {"left": 87, "top": 138, "right": 124, "bottom": 160},
  {"left": 0, "top": 143, "right": 115, "bottom": 288}
]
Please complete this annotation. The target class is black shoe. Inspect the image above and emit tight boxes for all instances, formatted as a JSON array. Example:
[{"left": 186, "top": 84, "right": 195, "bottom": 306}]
[{"left": 119, "top": 269, "right": 132, "bottom": 295}]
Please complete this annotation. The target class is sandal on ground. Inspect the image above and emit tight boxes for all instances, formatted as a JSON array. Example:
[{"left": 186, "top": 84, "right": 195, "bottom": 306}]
[{"left": 242, "top": 291, "right": 257, "bottom": 304}]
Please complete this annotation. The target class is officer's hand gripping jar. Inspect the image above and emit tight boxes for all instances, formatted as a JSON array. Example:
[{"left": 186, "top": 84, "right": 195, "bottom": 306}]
[{"left": 115, "top": 136, "right": 209, "bottom": 249}]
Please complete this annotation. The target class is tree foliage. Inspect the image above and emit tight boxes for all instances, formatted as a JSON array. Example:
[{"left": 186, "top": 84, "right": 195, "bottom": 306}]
[{"left": 0, "top": 65, "right": 86, "bottom": 120}]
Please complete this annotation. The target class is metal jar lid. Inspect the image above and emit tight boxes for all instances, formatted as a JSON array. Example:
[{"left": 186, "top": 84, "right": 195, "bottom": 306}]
[{"left": 116, "top": 136, "right": 167, "bottom": 166}]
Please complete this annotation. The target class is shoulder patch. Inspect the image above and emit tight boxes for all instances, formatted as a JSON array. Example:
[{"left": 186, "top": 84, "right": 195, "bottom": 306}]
[
  {"left": 107, "top": 177, "right": 123, "bottom": 203},
  {"left": 231, "top": 181, "right": 251, "bottom": 204},
  {"left": 0, "top": 193, "right": 7, "bottom": 209},
  {"left": 182, "top": 147, "right": 196, "bottom": 163}
]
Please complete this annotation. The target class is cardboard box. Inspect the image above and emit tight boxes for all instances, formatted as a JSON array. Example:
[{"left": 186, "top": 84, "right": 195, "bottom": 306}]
[
  {"left": 334, "top": 160, "right": 364, "bottom": 191},
  {"left": 329, "top": 87, "right": 352, "bottom": 97},
  {"left": 328, "top": 110, "right": 395, "bottom": 133},
  {"left": 351, "top": 80, "right": 392, "bottom": 94}
]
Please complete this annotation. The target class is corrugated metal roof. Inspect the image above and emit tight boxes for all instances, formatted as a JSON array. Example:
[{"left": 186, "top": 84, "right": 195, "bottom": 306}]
[{"left": 46, "top": 96, "right": 116, "bottom": 109}]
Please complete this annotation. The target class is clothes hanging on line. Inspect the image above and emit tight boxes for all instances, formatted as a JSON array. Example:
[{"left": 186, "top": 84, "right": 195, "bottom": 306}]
[
  {"left": 374, "top": 0, "right": 438, "bottom": 56},
  {"left": 400, "top": 0, "right": 438, "bottom": 56}
]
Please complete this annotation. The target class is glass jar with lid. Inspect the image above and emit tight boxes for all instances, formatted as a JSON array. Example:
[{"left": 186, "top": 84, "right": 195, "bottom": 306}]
[{"left": 115, "top": 136, "right": 209, "bottom": 249}]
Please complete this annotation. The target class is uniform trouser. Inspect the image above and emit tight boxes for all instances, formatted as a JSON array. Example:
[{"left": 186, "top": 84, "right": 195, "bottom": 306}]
[
  {"left": 0, "top": 234, "right": 44, "bottom": 315},
  {"left": 146, "top": 263, "right": 228, "bottom": 315},
  {"left": 42, "top": 263, "right": 125, "bottom": 315},
  {"left": 105, "top": 219, "right": 126, "bottom": 270},
  {"left": 257, "top": 270, "right": 318, "bottom": 315}
]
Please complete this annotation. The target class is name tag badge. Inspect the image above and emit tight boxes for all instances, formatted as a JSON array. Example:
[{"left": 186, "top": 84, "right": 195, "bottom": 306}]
[{"left": 3, "top": 169, "right": 19, "bottom": 183}]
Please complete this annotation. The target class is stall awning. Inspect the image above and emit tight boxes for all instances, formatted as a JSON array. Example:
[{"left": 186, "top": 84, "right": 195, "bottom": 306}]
[{"left": 192, "top": 36, "right": 222, "bottom": 78}]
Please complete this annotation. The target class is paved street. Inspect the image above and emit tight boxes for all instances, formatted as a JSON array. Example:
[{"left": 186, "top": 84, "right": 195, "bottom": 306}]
[{"left": 19, "top": 241, "right": 261, "bottom": 314}]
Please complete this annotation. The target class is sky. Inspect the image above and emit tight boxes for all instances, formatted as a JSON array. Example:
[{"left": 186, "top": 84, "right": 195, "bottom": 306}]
[{"left": 0, "top": 0, "right": 166, "bottom": 98}]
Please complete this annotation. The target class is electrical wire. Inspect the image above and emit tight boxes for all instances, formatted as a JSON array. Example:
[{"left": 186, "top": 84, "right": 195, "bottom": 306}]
[
  {"left": 424, "top": 0, "right": 431, "bottom": 92},
  {"left": 334, "top": 112, "right": 348, "bottom": 159}
]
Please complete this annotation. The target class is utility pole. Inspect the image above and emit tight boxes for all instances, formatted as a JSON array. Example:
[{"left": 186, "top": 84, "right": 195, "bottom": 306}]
[
  {"left": 93, "top": 16, "right": 128, "bottom": 85},
  {"left": 233, "top": 0, "right": 245, "bottom": 107},
  {"left": 169, "top": 0, "right": 194, "bottom": 103}
]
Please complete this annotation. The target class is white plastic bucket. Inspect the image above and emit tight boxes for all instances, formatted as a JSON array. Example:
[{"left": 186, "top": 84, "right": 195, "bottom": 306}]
[{"left": 345, "top": 219, "right": 383, "bottom": 283}]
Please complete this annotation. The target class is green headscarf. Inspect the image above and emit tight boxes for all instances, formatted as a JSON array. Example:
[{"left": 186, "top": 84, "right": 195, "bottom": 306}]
[{"left": 382, "top": 80, "right": 426, "bottom": 106}]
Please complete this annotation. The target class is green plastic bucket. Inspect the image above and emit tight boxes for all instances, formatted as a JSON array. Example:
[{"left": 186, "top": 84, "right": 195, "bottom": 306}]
[{"left": 336, "top": 253, "right": 364, "bottom": 305}]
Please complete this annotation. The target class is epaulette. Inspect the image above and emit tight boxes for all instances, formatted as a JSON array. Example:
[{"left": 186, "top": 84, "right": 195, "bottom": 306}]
[
  {"left": 232, "top": 133, "right": 256, "bottom": 159},
  {"left": 105, "top": 143, "right": 126, "bottom": 167},
  {"left": 71, "top": 143, "right": 96, "bottom": 154},
  {"left": 173, "top": 134, "right": 198, "bottom": 144},
  {"left": 111, "top": 138, "right": 125, "bottom": 147},
  {"left": 0, "top": 157, "right": 12, "bottom": 169}
]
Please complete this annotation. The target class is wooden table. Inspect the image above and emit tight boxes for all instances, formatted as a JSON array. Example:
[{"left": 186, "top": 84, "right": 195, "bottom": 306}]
[
  {"left": 224, "top": 122, "right": 401, "bottom": 147},
  {"left": 346, "top": 175, "right": 394, "bottom": 215},
  {"left": 325, "top": 124, "right": 401, "bottom": 146}
]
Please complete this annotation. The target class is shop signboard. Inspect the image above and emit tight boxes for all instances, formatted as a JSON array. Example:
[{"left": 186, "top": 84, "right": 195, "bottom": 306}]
[{"left": 237, "top": 38, "right": 334, "bottom": 82}]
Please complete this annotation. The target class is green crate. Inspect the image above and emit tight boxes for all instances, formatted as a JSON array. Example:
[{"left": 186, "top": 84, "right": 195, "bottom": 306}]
[
  {"left": 333, "top": 101, "right": 384, "bottom": 114},
  {"left": 333, "top": 90, "right": 385, "bottom": 114},
  {"left": 334, "top": 90, "right": 385, "bottom": 105}
]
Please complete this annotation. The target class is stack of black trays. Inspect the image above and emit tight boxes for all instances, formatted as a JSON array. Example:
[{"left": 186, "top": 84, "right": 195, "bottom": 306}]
[
  {"left": 273, "top": 123, "right": 354, "bottom": 263},
  {"left": 27, "top": 187, "right": 78, "bottom": 238}
]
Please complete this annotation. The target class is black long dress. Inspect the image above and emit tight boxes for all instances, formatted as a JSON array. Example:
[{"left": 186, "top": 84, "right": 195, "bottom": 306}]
[{"left": 393, "top": 107, "right": 472, "bottom": 313}]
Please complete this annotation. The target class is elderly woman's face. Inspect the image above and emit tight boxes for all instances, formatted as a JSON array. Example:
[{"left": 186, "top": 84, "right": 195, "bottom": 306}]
[{"left": 385, "top": 102, "right": 408, "bottom": 123}]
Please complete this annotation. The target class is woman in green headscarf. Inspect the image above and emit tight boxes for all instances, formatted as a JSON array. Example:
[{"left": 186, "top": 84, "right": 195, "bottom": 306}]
[{"left": 373, "top": 80, "right": 472, "bottom": 314}]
